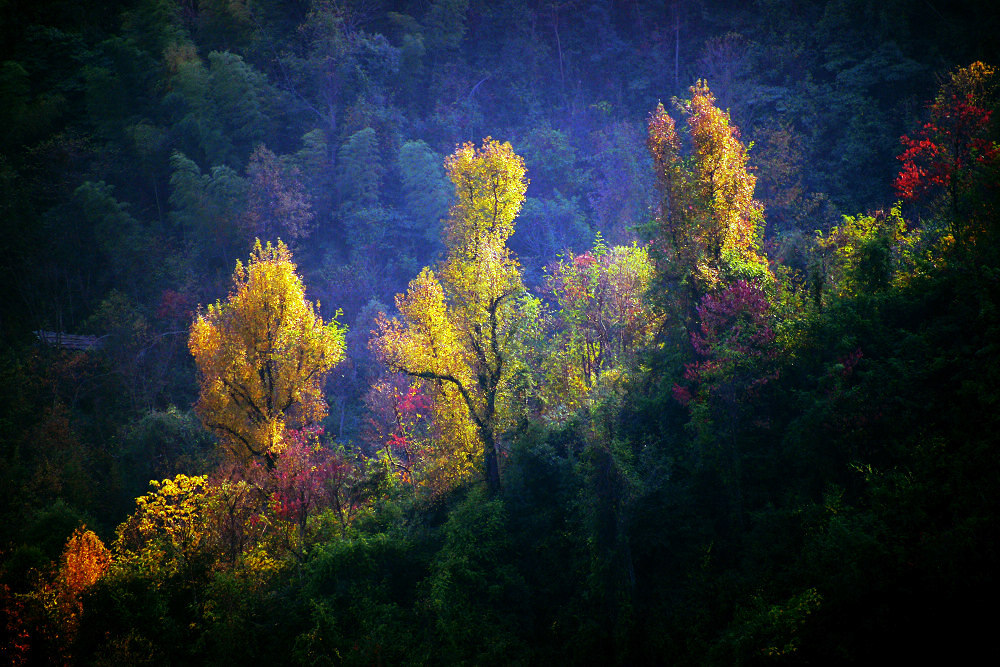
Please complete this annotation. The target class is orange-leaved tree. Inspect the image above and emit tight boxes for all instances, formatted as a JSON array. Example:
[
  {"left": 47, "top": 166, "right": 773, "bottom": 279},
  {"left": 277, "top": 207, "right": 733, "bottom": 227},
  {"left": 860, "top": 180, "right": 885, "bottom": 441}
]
[
  {"left": 373, "top": 138, "right": 538, "bottom": 493},
  {"left": 40, "top": 526, "right": 111, "bottom": 655},
  {"left": 647, "top": 81, "right": 769, "bottom": 334},
  {"left": 190, "top": 240, "right": 346, "bottom": 468}
]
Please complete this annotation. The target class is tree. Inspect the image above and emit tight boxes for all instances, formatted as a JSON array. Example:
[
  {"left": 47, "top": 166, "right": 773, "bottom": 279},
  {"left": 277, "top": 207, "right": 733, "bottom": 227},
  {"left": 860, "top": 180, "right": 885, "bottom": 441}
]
[
  {"left": 398, "top": 139, "right": 450, "bottom": 248},
  {"left": 168, "top": 151, "right": 247, "bottom": 268},
  {"left": 267, "top": 426, "right": 376, "bottom": 541},
  {"left": 646, "top": 81, "right": 768, "bottom": 328},
  {"left": 812, "top": 207, "right": 916, "bottom": 303},
  {"left": 167, "top": 50, "right": 270, "bottom": 168},
  {"left": 373, "top": 138, "right": 536, "bottom": 492},
  {"left": 244, "top": 145, "right": 314, "bottom": 244},
  {"left": 541, "top": 236, "right": 657, "bottom": 416},
  {"left": 189, "top": 240, "right": 346, "bottom": 468},
  {"left": 46, "top": 527, "right": 111, "bottom": 641},
  {"left": 671, "top": 280, "right": 779, "bottom": 526},
  {"left": 113, "top": 474, "right": 213, "bottom": 576},
  {"left": 894, "top": 62, "right": 999, "bottom": 249},
  {"left": 336, "top": 127, "right": 381, "bottom": 209}
]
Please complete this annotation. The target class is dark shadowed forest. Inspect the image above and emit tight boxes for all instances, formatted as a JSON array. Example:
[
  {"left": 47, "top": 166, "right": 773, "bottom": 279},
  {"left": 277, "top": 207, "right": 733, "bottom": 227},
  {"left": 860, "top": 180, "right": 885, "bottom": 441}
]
[{"left": 2, "top": 0, "right": 999, "bottom": 664}]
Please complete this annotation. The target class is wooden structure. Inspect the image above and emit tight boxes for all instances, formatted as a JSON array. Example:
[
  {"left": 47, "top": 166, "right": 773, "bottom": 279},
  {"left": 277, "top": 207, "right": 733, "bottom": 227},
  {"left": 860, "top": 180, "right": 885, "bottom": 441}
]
[{"left": 34, "top": 330, "right": 105, "bottom": 351}]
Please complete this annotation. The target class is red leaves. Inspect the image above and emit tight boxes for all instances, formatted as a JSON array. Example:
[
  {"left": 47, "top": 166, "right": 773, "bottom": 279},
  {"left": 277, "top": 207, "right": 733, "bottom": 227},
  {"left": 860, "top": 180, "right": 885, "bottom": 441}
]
[
  {"left": 894, "top": 93, "right": 997, "bottom": 202},
  {"left": 362, "top": 377, "right": 433, "bottom": 485},
  {"left": 674, "top": 280, "right": 778, "bottom": 405},
  {"left": 838, "top": 348, "right": 863, "bottom": 378},
  {"left": 690, "top": 280, "right": 775, "bottom": 360},
  {"left": 155, "top": 288, "right": 193, "bottom": 322},
  {"left": 270, "top": 427, "right": 350, "bottom": 527},
  {"left": 671, "top": 383, "right": 693, "bottom": 406},
  {"left": 398, "top": 383, "right": 430, "bottom": 419}
]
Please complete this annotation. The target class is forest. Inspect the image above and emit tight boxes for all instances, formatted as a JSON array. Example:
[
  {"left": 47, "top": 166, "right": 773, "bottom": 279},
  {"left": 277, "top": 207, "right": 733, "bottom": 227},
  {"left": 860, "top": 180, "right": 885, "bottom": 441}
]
[{"left": 1, "top": 0, "right": 999, "bottom": 664}]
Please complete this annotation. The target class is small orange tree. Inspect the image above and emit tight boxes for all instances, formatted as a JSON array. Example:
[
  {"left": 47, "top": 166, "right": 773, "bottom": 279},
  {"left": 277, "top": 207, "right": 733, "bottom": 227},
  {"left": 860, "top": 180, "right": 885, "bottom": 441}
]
[{"left": 41, "top": 526, "right": 111, "bottom": 652}]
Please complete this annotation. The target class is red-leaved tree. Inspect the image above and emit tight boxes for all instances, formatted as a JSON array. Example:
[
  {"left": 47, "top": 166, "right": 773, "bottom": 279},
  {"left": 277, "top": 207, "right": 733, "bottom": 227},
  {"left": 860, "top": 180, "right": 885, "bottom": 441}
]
[
  {"left": 895, "top": 62, "right": 999, "bottom": 247},
  {"left": 269, "top": 427, "right": 360, "bottom": 538},
  {"left": 672, "top": 280, "right": 779, "bottom": 524}
]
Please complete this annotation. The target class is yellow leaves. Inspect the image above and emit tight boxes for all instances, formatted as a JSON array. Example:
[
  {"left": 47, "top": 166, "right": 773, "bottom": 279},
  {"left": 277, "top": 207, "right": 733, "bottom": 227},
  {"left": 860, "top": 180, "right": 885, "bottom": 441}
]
[
  {"left": 685, "top": 80, "right": 763, "bottom": 263},
  {"left": 423, "top": 383, "right": 482, "bottom": 483},
  {"left": 648, "top": 102, "right": 682, "bottom": 175},
  {"left": 190, "top": 239, "right": 346, "bottom": 466},
  {"left": 114, "top": 474, "right": 213, "bottom": 574},
  {"left": 649, "top": 81, "right": 768, "bottom": 295},
  {"left": 814, "top": 206, "right": 916, "bottom": 299},
  {"left": 444, "top": 137, "right": 527, "bottom": 252},
  {"left": 113, "top": 473, "right": 282, "bottom": 578},
  {"left": 373, "top": 138, "right": 532, "bottom": 491},
  {"left": 378, "top": 269, "right": 466, "bottom": 382},
  {"left": 374, "top": 271, "right": 484, "bottom": 490}
]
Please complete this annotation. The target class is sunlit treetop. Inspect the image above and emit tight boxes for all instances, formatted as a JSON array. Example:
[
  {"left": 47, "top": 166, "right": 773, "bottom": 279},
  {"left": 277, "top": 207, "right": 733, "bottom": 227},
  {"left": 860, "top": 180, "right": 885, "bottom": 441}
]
[
  {"left": 684, "top": 81, "right": 762, "bottom": 258},
  {"left": 443, "top": 137, "right": 528, "bottom": 252},
  {"left": 647, "top": 80, "right": 767, "bottom": 297}
]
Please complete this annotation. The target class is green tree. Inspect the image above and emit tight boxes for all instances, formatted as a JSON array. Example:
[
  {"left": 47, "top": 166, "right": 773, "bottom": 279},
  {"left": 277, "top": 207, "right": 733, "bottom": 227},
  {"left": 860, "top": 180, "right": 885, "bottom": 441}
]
[
  {"left": 71, "top": 181, "right": 149, "bottom": 297},
  {"left": 168, "top": 151, "right": 247, "bottom": 267},
  {"left": 167, "top": 50, "right": 270, "bottom": 168},
  {"left": 336, "top": 127, "right": 381, "bottom": 209},
  {"left": 398, "top": 139, "right": 450, "bottom": 247}
]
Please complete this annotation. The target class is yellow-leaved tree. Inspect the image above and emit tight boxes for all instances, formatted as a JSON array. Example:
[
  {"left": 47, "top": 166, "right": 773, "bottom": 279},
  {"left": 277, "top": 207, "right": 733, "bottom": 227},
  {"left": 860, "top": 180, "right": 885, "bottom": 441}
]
[
  {"left": 190, "top": 240, "right": 345, "bottom": 468},
  {"left": 374, "top": 138, "right": 537, "bottom": 492}
]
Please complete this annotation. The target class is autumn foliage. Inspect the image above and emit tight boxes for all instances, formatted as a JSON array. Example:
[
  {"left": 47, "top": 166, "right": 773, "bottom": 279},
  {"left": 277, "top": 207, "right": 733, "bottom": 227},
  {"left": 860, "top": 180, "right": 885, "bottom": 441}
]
[
  {"left": 190, "top": 240, "right": 346, "bottom": 468},
  {"left": 374, "top": 138, "right": 536, "bottom": 492},
  {"left": 41, "top": 527, "right": 111, "bottom": 654},
  {"left": 647, "top": 81, "right": 768, "bottom": 302},
  {"left": 3, "top": 0, "right": 998, "bottom": 659},
  {"left": 542, "top": 237, "right": 658, "bottom": 415},
  {"left": 895, "top": 62, "right": 999, "bottom": 246}
]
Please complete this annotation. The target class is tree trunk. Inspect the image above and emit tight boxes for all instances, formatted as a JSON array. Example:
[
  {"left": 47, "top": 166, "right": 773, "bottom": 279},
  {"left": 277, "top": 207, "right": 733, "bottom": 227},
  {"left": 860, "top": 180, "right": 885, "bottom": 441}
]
[{"left": 483, "top": 429, "right": 502, "bottom": 493}]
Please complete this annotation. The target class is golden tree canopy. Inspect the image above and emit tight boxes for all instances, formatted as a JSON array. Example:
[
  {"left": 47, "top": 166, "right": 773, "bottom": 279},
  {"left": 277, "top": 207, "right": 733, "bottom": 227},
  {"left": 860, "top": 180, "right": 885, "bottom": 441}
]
[{"left": 190, "top": 240, "right": 345, "bottom": 467}]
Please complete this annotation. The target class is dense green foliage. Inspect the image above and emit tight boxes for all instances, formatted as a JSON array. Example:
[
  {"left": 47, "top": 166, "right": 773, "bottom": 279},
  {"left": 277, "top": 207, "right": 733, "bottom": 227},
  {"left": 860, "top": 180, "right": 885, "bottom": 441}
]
[{"left": 2, "top": 1, "right": 999, "bottom": 664}]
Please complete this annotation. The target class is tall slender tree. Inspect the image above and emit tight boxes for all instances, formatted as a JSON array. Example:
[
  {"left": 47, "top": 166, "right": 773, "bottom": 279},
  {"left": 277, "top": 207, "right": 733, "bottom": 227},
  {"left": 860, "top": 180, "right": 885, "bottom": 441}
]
[
  {"left": 647, "top": 81, "right": 768, "bottom": 335},
  {"left": 374, "top": 138, "right": 537, "bottom": 492}
]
